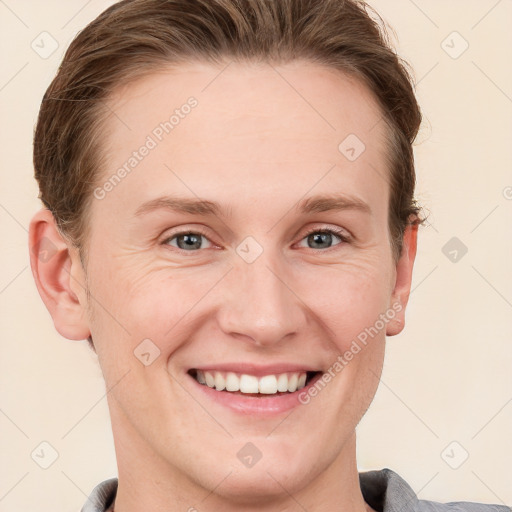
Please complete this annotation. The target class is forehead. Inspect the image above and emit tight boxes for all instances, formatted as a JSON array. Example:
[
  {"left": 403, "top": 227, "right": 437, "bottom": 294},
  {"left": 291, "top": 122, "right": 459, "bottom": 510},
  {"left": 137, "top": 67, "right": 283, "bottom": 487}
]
[
  {"left": 105, "top": 59, "right": 386, "bottom": 144},
  {"left": 96, "top": 60, "right": 390, "bottom": 219}
]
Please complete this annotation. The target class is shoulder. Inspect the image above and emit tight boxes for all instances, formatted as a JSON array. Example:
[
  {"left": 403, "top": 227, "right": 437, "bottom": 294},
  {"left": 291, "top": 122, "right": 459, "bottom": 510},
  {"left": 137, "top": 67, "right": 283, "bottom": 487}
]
[
  {"left": 416, "top": 499, "right": 510, "bottom": 512},
  {"left": 359, "top": 468, "right": 510, "bottom": 512},
  {"left": 81, "top": 478, "right": 118, "bottom": 512}
]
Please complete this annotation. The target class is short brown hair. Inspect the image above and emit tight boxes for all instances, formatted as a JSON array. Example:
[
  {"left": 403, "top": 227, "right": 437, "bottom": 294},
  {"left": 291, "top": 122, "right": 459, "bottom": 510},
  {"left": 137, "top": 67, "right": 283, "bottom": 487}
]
[{"left": 34, "top": 0, "right": 423, "bottom": 268}]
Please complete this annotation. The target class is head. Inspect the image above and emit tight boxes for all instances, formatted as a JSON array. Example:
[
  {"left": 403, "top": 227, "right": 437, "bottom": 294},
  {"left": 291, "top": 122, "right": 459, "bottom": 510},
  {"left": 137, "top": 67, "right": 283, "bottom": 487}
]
[{"left": 29, "top": 0, "right": 422, "bottom": 506}]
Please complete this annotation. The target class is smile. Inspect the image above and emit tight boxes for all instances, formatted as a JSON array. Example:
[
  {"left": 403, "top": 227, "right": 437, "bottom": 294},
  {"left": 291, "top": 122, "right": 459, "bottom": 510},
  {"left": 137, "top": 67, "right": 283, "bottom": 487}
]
[
  {"left": 186, "top": 367, "right": 324, "bottom": 415},
  {"left": 189, "top": 369, "right": 320, "bottom": 395}
]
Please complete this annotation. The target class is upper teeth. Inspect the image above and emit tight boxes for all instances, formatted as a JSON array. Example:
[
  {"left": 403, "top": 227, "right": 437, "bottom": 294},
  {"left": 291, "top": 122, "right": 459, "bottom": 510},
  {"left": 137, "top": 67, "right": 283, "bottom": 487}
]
[{"left": 195, "top": 370, "right": 308, "bottom": 394}]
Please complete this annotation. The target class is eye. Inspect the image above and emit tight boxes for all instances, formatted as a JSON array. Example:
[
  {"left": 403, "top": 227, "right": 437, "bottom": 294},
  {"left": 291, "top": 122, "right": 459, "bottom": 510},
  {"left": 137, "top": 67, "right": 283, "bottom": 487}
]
[
  {"left": 161, "top": 229, "right": 214, "bottom": 252},
  {"left": 161, "top": 226, "right": 350, "bottom": 253},
  {"left": 297, "top": 227, "right": 350, "bottom": 250}
]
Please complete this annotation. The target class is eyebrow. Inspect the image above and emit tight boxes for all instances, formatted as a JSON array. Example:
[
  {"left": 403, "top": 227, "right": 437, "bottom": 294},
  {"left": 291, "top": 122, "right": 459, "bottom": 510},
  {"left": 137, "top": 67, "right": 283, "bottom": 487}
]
[
  {"left": 134, "top": 196, "right": 223, "bottom": 217},
  {"left": 133, "top": 193, "right": 371, "bottom": 218},
  {"left": 297, "top": 194, "right": 371, "bottom": 215}
]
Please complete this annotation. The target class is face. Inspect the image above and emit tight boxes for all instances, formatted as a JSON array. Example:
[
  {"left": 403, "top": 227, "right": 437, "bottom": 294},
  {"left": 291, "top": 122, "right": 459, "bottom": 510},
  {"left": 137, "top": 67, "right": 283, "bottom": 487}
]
[{"left": 34, "top": 60, "right": 417, "bottom": 504}]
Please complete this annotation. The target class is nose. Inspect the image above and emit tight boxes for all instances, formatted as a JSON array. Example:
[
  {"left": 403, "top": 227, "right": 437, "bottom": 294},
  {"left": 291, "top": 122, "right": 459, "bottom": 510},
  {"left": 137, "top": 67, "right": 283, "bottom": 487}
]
[{"left": 216, "top": 247, "right": 308, "bottom": 347}]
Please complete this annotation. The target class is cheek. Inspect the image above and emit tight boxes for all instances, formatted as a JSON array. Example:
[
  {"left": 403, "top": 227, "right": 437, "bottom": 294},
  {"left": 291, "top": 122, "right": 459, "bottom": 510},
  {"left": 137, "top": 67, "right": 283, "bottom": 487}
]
[
  {"left": 89, "top": 261, "right": 223, "bottom": 371},
  {"left": 296, "top": 259, "right": 394, "bottom": 348},
  {"left": 89, "top": 247, "right": 183, "bottom": 321},
  {"left": 121, "top": 265, "right": 218, "bottom": 324}
]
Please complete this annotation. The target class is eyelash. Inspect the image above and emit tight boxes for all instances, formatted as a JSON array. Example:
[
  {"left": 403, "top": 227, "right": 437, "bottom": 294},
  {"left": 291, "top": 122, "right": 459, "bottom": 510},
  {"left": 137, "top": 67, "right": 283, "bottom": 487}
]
[
  {"left": 300, "top": 226, "right": 351, "bottom": 249},
  {"left": 161, "top": 226, "right": 350, "bottom": 254}
]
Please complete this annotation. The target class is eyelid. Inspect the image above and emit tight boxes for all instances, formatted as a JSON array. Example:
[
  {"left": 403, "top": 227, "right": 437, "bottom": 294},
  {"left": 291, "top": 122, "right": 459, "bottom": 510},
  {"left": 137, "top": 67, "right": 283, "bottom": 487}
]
[
  {"left": 160, "top": 226, "right": 216, "bottom": 249},
  {"left": 301, "top": 225, "right": 351, "bottom": 240},
  {"left": 295, "top": 225, "right": 351, "bottom": 250}
]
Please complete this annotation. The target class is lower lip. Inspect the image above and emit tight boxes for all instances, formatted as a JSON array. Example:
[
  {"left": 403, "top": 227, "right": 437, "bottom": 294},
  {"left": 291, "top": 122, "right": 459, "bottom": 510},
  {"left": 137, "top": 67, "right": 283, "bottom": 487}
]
[{"left": 187, "top": 372, "right": 323, "bottom": 416}]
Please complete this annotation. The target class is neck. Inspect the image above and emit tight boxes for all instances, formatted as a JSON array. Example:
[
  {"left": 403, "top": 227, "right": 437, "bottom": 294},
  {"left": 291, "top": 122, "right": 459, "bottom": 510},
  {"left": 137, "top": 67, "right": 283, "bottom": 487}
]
[{"left": 109, "top": 405, "right": 372, "bottom": 512}]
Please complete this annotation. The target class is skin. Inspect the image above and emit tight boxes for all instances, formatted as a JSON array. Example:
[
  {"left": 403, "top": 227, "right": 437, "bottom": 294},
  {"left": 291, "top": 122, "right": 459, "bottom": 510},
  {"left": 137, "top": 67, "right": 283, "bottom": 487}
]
[{"left": 29, "top": 60, "right": 417, "bottom": 512}]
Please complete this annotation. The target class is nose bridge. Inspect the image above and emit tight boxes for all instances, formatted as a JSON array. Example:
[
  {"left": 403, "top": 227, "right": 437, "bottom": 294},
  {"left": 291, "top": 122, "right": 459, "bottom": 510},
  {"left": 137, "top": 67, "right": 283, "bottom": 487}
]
[{"left": 218, "top": 244, "right": 306, "bottom": 346}]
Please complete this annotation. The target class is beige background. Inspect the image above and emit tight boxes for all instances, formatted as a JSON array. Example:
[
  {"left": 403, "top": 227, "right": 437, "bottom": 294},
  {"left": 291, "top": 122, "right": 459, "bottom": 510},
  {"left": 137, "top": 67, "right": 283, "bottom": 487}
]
[{"left": 1, "top": 0, "right": 511, "bottom": 510}]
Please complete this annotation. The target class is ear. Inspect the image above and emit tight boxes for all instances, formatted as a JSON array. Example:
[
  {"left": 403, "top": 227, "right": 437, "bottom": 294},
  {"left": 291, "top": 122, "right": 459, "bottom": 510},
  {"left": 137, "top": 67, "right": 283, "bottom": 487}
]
[
  {"left": 28, "top": 208, "right": 91, "bottom": 341},
  {"left": 386, "top": 220, "right": 418, "bottom": 336}
]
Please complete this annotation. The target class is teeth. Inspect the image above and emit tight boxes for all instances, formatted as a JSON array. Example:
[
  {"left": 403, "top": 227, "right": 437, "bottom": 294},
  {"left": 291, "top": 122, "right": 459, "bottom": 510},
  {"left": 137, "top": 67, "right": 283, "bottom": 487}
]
[
  {"left": 240, "top": 374, "right": 259, "bottom": 393},
  {"left": 276, "top": 373, "right": 288, "bottom": 392},
  {"left": 205, "top": 371, "right": 215, "bottom": 388},
  {"left": 214, "top": 372, "right": 225, "bottom": 391},
  {"left": 196, "top": 370, "right": 206, "bottom": 385},
  {"left": 226, "top": 372, "right": 239, "bottom": 391},
  {"left": 287, "top": 373, "right": 298, "bottom": 392},
  {"left": 195, "top": 370, "right": 310, "bottom": 394},
  {"left": 259, "top": 375, "right": 277, "bottom": 394}
]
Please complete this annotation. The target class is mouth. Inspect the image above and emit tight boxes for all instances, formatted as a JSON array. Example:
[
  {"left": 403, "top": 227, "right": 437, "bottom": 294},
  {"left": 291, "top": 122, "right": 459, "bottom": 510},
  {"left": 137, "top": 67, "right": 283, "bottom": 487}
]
[{"left": 187, "top": 368, "right": 322, "bottom": 397}]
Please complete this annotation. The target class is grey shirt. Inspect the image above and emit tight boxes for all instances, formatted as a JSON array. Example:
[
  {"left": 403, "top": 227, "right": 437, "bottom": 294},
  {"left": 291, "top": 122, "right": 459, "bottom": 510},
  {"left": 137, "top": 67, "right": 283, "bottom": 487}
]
[{"left": 81, "top": 468, "right": 510, "bottom": 512}]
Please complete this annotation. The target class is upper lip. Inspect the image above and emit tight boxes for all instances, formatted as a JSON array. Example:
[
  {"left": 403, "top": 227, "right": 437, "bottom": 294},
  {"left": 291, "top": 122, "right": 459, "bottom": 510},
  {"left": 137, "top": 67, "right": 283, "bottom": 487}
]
[{"left": 189, "top": 363, "right": 322, "bottom": 377}]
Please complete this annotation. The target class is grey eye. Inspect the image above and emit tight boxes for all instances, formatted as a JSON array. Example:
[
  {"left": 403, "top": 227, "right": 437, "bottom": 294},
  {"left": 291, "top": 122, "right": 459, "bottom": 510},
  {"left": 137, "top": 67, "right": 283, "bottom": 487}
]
[
  {"left": 164, "top": 232, "right": 212, "bottom": 251},
  {"left": 298, "top": 229, "right": 346, "bottom": 250}
]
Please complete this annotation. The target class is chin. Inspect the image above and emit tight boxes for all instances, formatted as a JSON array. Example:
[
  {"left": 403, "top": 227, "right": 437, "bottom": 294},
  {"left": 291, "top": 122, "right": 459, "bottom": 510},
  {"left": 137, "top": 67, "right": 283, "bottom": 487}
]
[
  {"left": 203, "top": 465, "right": 306, "bottom": 506},
  {"left": 188, "top": 442, "right": 320, "bottom": 506}
]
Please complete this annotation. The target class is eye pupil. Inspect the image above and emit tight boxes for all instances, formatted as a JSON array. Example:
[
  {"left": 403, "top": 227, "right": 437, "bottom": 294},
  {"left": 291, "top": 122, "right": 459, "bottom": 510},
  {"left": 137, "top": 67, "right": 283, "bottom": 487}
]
[
  {"left": 308, "top": 232, "right": 332, "bottom": 249},
  {"left": 178, "top": 233, "right": 202, "bottom": 250}
]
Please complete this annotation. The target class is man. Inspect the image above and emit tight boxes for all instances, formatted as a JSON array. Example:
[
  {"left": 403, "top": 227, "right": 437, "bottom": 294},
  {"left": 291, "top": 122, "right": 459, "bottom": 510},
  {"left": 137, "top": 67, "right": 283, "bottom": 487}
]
[{"left": 28, "top": 1, "right": 510, "bottom": 511}]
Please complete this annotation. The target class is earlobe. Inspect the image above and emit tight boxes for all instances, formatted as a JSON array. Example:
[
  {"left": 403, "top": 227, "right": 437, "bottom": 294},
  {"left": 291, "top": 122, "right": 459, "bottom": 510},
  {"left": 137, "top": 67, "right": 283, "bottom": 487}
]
[
  {"left": 386, "top": 220, "right": 418, "bottom": 337},
  {"left": 28, "top": 208, "right": 91, "bottom": 341}
]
